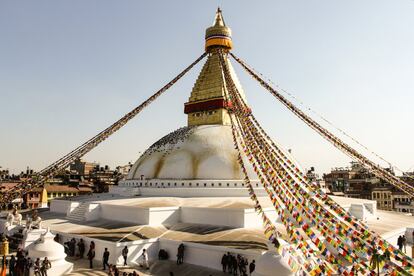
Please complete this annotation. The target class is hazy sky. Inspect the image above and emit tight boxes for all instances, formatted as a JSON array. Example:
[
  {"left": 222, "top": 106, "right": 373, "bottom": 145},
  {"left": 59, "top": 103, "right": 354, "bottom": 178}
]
[{"left": 1, "top": 0, "right": 413, "bottom": 175}]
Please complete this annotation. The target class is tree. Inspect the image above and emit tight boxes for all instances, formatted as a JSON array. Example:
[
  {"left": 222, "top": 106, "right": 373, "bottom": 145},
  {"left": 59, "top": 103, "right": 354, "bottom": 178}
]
[{"left": 370, "top": 248, "right": 390, "bottom": 275}]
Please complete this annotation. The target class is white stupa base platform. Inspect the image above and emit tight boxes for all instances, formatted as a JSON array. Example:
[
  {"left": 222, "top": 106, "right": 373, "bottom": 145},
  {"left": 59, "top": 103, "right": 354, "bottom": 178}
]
[{"left": 50, "top": 195, "right": 280, "bottom": 228}]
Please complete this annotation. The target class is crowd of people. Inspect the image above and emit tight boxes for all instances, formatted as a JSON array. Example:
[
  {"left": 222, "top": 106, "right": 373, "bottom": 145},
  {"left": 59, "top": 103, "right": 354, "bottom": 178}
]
[
  {"left": 221, "top": 252, "right": 255, "bottom": 276},
  {"left": 5, "top": 248, "right": 51, "bottom": 276},
  {"left": 59, "top": 237, "right": 142, "bottom": 276}
]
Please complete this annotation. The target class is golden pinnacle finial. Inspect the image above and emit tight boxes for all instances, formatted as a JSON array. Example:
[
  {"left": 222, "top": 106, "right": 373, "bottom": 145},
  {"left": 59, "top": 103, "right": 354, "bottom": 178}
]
[
  {"left": 205, "top": 8, "right": 233, "bottom": 52},
  {"left": 214, "top": 7, "right": 225, "bottom": 27}
]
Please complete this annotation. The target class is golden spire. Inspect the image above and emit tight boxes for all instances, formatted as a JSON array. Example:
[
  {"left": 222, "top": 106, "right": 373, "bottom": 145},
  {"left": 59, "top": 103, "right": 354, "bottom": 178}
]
[
  {"left": 213, "top": 7, "right": 225, "bottom": 27},
  {"left": 183, "top": 9, "right": 247, "bottom": 126},
  {"left": 205, "top": 8, "right": 233, "bottom": 52}
]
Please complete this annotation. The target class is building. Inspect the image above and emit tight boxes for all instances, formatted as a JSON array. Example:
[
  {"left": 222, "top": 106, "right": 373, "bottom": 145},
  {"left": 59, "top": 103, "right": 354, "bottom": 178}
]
[
  {"left": 24, "top": 184, "right": 92, "bottom": 208},
  {"left": 305, "top": 167, "right": 328, "bottom": 193},
  {"left": 69, "top": 158, "right": 98, "bottom": 177},
  {"left": 324, "top": 162, "right": 414, "bottom": 212}
]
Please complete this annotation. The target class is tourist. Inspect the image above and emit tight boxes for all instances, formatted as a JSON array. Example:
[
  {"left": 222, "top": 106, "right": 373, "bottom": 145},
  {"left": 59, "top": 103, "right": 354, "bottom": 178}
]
[
  {"left": 226, "top": 252, "right": 233, "bottom": 274},
  {"left": 40, "top": 257, "right": 51, "bottom": 276},
  {"left": 34, "top": 258, "right": 41, "bottom": 276},
  {"left": 249, "top": 260, "right": 255, "bottom": 275},
  {"left": 103, "top": 248, "right": 110, "bottom": 270},
  {"left": 231, "top": 254, "right": 238, "bottom": 276},
  {"left": 139, "top": 249, "right": 149, "bottom": 269},
  {"left": 397, "top": 235, "right": 403, "bottom": 251},
  {"left": 113, "top": 265, "right": 119, "bottom": 276},
  {"left": 16, "top": 252, "right": 26, "bottom": 276},
  {"left": 402, "top": 235, "right": 407, "bottom": 253},
  {"left": 108, "top": 264, "right": 114, "bottom": 276},
  {"left": 25, "top": 257, "right": 33, "bottom": 276},
  {"left": 176, "top": 243, "right": 184, "bottom": 265},
  {"left": 9, "top": 255, "right": 16, "bottom": 276},
  {"left": 122, "top": 245, "right": 129, "bottom": 266},
  {"left": 237, "top": 254, "right": 247, "bottom": 276},
  {"left": 70, "top": 238, "right": 77, "bottom": 257},
  {"left": 78, "top": 239, "right": 85, "bottom": 259},
  {"left": 87, "top": 243, "right": 95, "bottom": 269},
  {"left": 221, "top": 252, "right": 228, "bottom": 272}
]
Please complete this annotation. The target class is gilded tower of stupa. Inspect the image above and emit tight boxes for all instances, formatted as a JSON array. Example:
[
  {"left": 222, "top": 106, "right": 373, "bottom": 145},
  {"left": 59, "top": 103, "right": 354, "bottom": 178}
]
[
  {"left": 184, "top": 8, "right": 247, "bottom": 126},
  {"left": 126, "top": 8, "right": 255, "bottom": 181}
]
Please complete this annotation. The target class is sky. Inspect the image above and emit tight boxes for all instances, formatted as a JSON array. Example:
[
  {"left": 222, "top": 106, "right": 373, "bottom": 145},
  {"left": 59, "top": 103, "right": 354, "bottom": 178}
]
[{"left": 1, "top": 0, "right": 413, "bottom": 175}]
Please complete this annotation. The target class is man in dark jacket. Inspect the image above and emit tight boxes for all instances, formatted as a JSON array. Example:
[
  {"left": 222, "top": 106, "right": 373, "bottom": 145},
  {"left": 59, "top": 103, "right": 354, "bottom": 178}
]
[
  {"left": 87, "top": 245, "right": 95, "bottom": 269},
  {"left": 78, "top": 239, "right": 85, "bottom": 259},
  {"left": 103, "top": 248, "right": 110, "bottom": 270},
  {"left": 249, "top": 260, "right": 256, "bottom": 275},
  {"left": 221, "top": 253, "right": 228, "bottom": 272}
]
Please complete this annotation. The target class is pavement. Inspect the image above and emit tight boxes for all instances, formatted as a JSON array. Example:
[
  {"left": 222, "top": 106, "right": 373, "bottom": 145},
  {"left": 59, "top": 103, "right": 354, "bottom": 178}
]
[{"left": 67, "top": 258, "right": 228, "bottom": 276}]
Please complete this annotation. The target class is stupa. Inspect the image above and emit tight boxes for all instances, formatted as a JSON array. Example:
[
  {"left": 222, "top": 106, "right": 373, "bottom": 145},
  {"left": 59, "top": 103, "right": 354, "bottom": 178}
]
[
  {"left": 117, "top": 8, "right": 260, "bottom": 197},
  {"left": 23, "top": 9, "right": 412, "bottom": 274}
]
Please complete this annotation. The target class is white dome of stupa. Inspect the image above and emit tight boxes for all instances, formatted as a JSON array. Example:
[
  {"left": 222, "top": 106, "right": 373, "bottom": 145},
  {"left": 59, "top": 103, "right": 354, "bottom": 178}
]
[{"left": 127, "top": 124, "right": 257, "bottom": 180}]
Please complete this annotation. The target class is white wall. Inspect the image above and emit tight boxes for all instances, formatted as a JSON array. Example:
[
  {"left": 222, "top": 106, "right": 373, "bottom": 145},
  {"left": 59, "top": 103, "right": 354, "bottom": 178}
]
[
  {"left": 85, "top": 203, "right": 101, "bottom": 221},
  {"left": 158, "top": 239, "right": 261, "bottom": 271},
  {"left": 148, "top": 207, "right": 180, "bottom": 225},
  {"left": 50, "top": 200, "right": 72, "bottom": 214},
  {"left": 181, "top": 207, "right": 245, "bottom": 228},
  {"left": 100, "top": 204, "right": 149, "bottom": 224}
]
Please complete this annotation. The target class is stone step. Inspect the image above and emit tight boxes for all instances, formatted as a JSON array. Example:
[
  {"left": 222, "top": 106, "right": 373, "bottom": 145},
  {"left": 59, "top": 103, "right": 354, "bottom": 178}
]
[{"left": 66, "top": 203, "right": 88, "bottom": 221}]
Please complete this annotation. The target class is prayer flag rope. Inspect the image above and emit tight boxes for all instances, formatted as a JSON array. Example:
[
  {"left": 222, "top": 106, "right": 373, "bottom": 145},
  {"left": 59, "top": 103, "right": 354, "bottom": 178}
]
[{"left": 217, "top": 49, "right": 414, "bottom": 275}]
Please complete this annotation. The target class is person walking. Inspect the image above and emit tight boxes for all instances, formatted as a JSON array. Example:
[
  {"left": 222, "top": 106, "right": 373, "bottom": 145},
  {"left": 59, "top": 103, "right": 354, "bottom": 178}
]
[
  {"left": 232, "top": 255, "right": 238, "bottom": 276},
  {"left": 33, "top": 258, "right": 41, "bottom": 276},
  {"left": 139, "top": 249, "right": 149, "bottom": 269},
  {"left": 176, "top": 243, "right": 184, "bottom": 265},
  {"left": 221, "top": 253, "right": 228, "bottom": 272},
  {"left": 402, "top": 235, "right": 407, "bottom": 253},
  {"left": 78, "top": 239, "right": 85, "bottom": 259},
  {"left": 87, "top": 243, "right": 95, "bottom": 269},
  {"left": 122, "top": 246, "right": 129, "bottom": 266},
  {"left": 9, "top": 255, "right": 16, "bottom": 276},
  {"left": 103, "top": 248, "right": 110, "bottom": 270},
  {"left": 24, "top": 257, "right": 33, "bottom": 276},
  {"left": 249, "top": 260, "right": 255, "bottom": 275},
  {"left": 40, "top": 257, "right": 51, "bottom": 276},
  {"left": 397, "top": 235, "right": 403, "bottom": 251}
]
